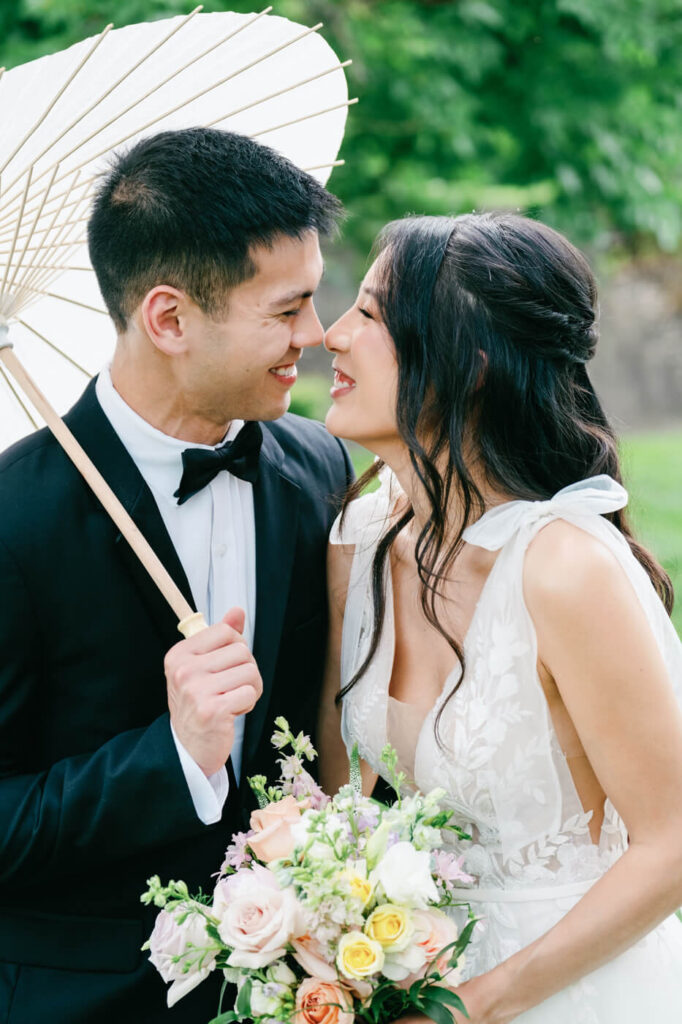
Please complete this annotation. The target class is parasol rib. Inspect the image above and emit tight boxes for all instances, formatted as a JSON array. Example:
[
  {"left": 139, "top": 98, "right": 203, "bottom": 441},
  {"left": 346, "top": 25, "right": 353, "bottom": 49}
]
[
  {"left": 18, "top": 317, "right": 92, "bottom": 377},
  {"left": 6, "top": 166, "right": 60, "bottom": 294},
  {"left": 303, "top": 160, "right": 345, "bottom": 172},
  {"left": 0, "top": 173, "right": 95, "bottom": 234},
  {"left": 0, "top": 168, "right": 32, "bottom": 300},
  {"left": 0, "top": 360, "right": 39, "bottom": 429},
  {"left": 252, "top": 98, "right": 358, "bottom": 138},
  {"left": 0, "top": 238, "right": 88, "bottom": 256},
  {"left": 11, "top": 170, "right": 84, "bottom": 309},
  {"left": 21, "top": 289, "right": 107, "bottom": 315}
]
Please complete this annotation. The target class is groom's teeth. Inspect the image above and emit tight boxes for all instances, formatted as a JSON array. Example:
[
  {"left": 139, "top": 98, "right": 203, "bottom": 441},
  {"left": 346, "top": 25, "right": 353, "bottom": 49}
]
[{"left": 270, "top": 364, "right": 296, "bottom": 377}]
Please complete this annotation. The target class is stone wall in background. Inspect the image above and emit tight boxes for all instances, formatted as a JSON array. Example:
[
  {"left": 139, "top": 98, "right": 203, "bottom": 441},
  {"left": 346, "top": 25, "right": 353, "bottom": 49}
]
[
  {"left": 307, "top": 253, "right": 682, "bottom": 434},
  {"left": 592, "top": 258, "right": 682, "bottom": 431}
]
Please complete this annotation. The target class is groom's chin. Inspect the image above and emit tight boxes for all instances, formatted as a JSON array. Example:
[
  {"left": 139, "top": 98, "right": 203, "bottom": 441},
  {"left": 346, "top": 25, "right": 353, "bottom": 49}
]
[{"left": 255, "top": 389, "right": 292, "bottom": 422}]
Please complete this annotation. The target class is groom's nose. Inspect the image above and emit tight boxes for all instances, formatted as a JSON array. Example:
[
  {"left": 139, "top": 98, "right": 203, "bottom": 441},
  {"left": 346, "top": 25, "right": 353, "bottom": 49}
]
[{"left": 291, "top": 300, "right": 324, "bottom": 349}]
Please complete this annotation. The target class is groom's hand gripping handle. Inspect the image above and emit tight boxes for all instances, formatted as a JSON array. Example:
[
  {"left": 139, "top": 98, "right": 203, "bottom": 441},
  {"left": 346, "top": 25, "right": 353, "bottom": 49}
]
[{"left": 164, "top": 607, "right": 263, "bottom": 777}]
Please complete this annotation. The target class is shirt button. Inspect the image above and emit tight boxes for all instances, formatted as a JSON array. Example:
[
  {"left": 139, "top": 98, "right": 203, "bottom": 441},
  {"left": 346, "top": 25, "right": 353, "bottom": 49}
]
[{"left": 216, "top": 544, "right": 227, "bottom": 557}]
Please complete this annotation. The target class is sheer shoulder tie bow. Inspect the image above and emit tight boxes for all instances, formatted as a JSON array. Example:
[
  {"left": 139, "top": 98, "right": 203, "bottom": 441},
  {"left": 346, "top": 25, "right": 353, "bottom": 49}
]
[{"left": 462, "top": 475, "right": 629, "bottom": 552}]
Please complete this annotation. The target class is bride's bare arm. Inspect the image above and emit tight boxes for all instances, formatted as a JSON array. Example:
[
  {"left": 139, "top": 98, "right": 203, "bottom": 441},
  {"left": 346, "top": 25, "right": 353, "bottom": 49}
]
[
  {"left": 457, "top": 520, "right": 682, "bottom": 1024},
  {"left": 318, "top": 539, "right": 378, "bottom": 796}
]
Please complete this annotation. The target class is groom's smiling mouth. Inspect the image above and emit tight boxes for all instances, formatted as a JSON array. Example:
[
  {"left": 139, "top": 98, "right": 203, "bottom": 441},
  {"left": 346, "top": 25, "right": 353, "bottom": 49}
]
[
  {"left": 269, "top": 362, "right": 298, "bottom": 386},
  {"left": 331, "top": 364, "right": 356, "bottom": 398}
]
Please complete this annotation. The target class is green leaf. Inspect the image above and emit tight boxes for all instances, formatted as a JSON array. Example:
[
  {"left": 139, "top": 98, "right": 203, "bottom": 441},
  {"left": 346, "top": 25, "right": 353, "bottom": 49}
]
[
  {"left": 448, "top": 917, "right": 479, "bottom": 965},
  {"left": 208, "top": 1014, "right": 240, "bottom": 1024},
  {"left": 422, "top": 985, "right": 468, "bottom": 1014},
  {"left": 235, "top": 978, "right": 252, "bottom": 1018},
  {"left": 418, "top": 996, "right": 458, "bottom": 1024}
]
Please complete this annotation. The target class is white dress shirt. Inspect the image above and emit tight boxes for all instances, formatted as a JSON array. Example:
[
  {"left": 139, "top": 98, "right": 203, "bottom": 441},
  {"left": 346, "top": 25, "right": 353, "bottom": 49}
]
[{"left": 95, "top": 367, "right": 256, "bottom": 824}]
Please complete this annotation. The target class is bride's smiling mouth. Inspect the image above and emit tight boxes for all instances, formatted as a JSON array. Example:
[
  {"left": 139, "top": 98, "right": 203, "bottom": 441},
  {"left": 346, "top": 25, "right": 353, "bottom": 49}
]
[{"left": 331, "top": 365, "right": 356, "bottom": 399}]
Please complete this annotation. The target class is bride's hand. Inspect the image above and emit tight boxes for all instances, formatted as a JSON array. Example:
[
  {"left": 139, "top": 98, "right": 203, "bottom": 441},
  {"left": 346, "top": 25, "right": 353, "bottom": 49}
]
[{"left": 392, "top": 972, "right": 507, "bottom": 1024}]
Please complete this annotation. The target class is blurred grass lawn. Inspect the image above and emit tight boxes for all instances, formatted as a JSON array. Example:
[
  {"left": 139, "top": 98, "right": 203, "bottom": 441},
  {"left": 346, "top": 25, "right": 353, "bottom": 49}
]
[
  {"left": 621, "top": 432, "right": 682, "bottom": 638},
  {"left": 291, "top": 378, "right": 681, "bottom": 636}
]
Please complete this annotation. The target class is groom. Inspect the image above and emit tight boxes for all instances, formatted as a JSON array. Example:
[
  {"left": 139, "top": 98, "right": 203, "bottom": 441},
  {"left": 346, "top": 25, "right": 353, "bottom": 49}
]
[{"left": 0, "top": 129, "right": 352, "bottom": 1022}]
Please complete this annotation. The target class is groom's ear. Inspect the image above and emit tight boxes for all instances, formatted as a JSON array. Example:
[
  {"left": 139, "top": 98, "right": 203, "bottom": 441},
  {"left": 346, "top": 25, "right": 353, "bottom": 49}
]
[{"left": 140, "top": 285, "right": 192, "bottom": 355}]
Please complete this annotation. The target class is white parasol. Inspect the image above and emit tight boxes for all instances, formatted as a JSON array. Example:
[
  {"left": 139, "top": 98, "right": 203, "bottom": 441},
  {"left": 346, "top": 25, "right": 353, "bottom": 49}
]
[{"left": 0, "top": 7, "right": 354, "bottom": 635}]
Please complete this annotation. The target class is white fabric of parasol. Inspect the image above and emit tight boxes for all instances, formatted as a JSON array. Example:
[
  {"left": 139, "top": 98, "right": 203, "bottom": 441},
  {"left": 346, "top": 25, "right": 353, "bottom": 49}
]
[{"left": 0, "top": 7, "right": 353, "bottom": 450}]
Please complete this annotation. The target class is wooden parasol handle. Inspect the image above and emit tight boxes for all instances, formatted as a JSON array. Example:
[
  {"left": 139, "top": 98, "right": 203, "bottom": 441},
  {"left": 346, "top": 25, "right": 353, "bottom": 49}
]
[{"left": 0, "top": 338, "right": 206, "bottom": 638}]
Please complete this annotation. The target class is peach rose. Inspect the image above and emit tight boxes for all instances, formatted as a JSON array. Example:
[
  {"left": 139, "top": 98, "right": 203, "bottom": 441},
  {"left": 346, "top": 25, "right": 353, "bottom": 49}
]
[
  {"left": 249, "top": 795, "right": 303, "bottom": 862},
  {"left": 396, "top": 908, "right": 459, "bottom": 988},
  {"left": 295, "top": 978, "right": 354, "bottom": 1024}
]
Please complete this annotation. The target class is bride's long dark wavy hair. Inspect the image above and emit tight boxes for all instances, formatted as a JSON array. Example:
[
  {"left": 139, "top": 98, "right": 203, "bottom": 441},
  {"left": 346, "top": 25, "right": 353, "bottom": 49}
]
[{"left": 336, "top": 213, "right": 673, "bottom": 732}]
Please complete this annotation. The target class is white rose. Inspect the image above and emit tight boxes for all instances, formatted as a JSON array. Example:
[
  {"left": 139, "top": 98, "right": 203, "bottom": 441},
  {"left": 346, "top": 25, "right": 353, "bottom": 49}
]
[
  {"left": 250, "top": 979, "right": 287, "bottom": 1017},
  {"left": 374, "top": 843, "right": 439, "bottom": 908},
  {"left": 148, "top": 904, "right": 217, "bottom": 1007},
  {"left": 382, "top": 941, "right": 428, "bottom": 982},
  {"left": 267, "top": 960, "right": 297, "bottom": 985}
]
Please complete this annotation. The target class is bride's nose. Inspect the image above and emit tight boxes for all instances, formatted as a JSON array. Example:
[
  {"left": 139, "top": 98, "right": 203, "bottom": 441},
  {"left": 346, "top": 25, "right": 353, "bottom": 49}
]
[{"left": 323, "top": 309, "right": 352, "bottom": 353}]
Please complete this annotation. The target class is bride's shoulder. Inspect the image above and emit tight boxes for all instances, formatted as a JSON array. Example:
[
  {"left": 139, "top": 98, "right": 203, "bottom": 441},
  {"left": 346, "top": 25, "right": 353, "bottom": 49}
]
[
  {"left": 329, "top": 463, "right": 403, "bottom": 548},
  {"left": 523, "top": 518, "right": 634, "bottom": 632}
]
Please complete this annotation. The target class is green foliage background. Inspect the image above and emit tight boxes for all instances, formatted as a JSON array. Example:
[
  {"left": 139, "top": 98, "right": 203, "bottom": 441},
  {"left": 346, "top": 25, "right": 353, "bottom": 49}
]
[{"left": 2, "top": 0, "right": 682, "bottom": 260}]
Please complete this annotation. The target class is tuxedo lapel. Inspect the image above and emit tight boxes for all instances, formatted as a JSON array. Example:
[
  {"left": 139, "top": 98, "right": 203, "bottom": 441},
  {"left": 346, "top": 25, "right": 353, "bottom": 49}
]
[
  {"left": 65, "top": 379, "right": 196, "bottom": 648},
  {"left": 242, "top": 425, "right": 300, "bottom": 778}
]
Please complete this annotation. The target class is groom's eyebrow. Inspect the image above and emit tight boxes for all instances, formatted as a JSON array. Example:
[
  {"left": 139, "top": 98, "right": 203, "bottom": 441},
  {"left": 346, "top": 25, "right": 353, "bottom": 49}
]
[
  {"left": 268, "top": 288, "right": 314, "bottom": 309},
  {"left": 268, "top": 261, "right": 326, "bottom": 310}
]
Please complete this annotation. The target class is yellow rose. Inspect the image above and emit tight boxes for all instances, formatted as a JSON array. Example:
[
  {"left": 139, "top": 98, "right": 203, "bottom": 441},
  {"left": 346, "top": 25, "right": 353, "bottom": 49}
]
[
  {"left": 341, "top": 870, "right": 373, "bottom": 908},
  {"left": 336, "top": 931, "right": 384, "bottom": 980},
  {"left": 365, "top": 905, "right": 414, "bottom": 952}
]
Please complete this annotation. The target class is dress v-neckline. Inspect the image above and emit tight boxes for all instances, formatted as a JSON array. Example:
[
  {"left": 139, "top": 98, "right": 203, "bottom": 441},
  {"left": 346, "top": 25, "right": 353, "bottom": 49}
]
[{"left": 382, "top": 544, "right": 506, "bottom": 763}]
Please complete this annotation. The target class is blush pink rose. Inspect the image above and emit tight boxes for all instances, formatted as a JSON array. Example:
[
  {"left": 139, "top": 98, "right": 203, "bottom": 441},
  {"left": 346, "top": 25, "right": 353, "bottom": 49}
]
[
  {"left": 249, "top": 795, "right": 304, "bottom": 862},
  {"left": 291, "top": 936, "right": 337, "bottom": 981},
  {"left": 148, "top": 904, "right": 217, "bottom": 1007},
  {"left": 294, "top": 978, "right": 354, "bottom": 1024},
  {"left": 213, "top": 864, "right": 301, "bottom": 969}
]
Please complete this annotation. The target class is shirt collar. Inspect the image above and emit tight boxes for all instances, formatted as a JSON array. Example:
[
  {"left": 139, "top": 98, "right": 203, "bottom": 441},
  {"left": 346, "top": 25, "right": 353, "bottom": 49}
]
[{"left": 95, "top": 366, "right": 244, "bottom": 499}]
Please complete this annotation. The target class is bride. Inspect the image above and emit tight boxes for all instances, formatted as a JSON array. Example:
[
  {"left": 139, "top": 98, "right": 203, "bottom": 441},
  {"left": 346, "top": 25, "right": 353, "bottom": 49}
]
[{"left": 317, "top": 212, "right": 682, "bottom": 1022}]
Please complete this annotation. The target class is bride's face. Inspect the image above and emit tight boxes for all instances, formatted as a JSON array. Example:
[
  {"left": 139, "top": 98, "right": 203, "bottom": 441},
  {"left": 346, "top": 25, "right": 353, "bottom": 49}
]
[{"left": 324, "top": 259, "right": 400, "bottom": 450}]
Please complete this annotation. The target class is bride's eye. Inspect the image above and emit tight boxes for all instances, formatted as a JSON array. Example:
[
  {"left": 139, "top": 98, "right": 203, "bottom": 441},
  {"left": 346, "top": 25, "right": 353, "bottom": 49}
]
[{"left": 358, "top": 306, "right": 374, "bottom": 320}]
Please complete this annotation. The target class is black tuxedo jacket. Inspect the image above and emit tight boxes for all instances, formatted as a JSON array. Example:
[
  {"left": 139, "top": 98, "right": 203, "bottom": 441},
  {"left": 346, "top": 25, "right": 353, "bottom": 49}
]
[{"left": 0, "top": 378, "right": 352, "bottom": 1023}]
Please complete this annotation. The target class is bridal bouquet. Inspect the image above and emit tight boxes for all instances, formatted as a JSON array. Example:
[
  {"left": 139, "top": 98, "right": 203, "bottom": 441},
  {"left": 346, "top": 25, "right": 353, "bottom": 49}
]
[{"left": 142, "top": 718, "right": 476, "bottom": 1024}]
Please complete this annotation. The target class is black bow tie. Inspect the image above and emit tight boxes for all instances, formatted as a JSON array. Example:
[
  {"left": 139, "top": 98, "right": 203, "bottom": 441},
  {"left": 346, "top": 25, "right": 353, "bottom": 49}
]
[{"left": 174, "top": 421, "right": 263, "bottom": 505}]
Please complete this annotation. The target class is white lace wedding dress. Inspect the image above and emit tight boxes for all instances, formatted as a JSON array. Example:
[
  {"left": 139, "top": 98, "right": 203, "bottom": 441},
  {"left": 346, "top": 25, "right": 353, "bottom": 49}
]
[{"left": 331, "top": 470, "right": 682, "bottom": 1022}]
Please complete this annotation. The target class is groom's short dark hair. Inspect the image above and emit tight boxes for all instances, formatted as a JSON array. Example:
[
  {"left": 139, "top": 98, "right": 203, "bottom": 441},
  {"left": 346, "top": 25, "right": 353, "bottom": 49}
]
[{"left": 88, "top": 127, "right": 342, "bottom": 331}]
